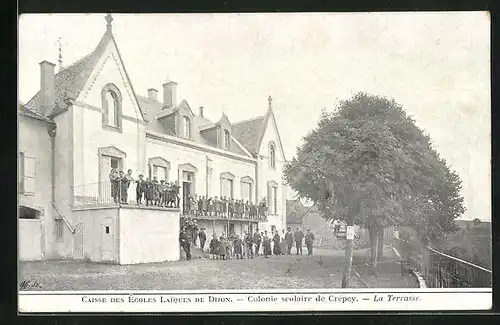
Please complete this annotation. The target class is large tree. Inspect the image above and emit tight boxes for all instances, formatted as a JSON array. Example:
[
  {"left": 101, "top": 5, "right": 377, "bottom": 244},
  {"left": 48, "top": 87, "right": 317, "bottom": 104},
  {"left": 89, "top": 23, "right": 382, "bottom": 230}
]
[{"left": 284, "top": 93, "right": 465, "bottom": 274}]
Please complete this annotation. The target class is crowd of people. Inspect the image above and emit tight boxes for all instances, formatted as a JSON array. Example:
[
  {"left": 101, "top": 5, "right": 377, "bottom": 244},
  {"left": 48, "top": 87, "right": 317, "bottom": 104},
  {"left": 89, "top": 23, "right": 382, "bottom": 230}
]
[
  {"left": 108, "top": 168, "right": 180, "bottom": 207},
  {"left": 184, "top": 195, "right": 268, "bottom": 220},
  {"left": 179, "top": 226, "right": 316, "bottom": 261}
]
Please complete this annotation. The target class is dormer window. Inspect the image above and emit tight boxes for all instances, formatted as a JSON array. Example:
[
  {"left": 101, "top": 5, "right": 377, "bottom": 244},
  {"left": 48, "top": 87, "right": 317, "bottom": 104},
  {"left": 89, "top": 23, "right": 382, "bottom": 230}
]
[
  {"left": 269, "top": 142, "right": 276, "bottom": 169},
  {"left": 183, "top": 116, "right": 191, "bottom": 139},
  {"left": 101, "top": 83, "right": 122, "bottom": 132},
  {"left": 224, "top": 130, "right": 230, "bottom": 149}
]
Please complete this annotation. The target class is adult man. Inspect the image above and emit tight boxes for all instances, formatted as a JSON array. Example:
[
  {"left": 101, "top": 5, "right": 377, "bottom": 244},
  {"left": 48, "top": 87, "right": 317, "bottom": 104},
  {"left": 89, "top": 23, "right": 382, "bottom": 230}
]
[
  {"left": 280, "top": 229, "right": 286, "bottom": 255},
  {"left": 119, "top": 170, "right": 129, "bottom": 204},
  {"left": 272, "top": 230, "right": 281, "bottom": 256},
  {"left": 198, "top": 228, "right": 207, "bottom": 251},
  {"left": 221, "top": 196, "right": 228, "bottom": 217},
  {"left": 145, "top": 178, "right": 153, "bottom": 206},
  {"left": 294, "top": 227, "right": 304, "bottom": 255},
  {"left": 305, "top": 228, "right": 316, "bottom": 256},
  {"left": 244, "top": 231, "right": 254, "bottom": 259},
  {"left": 152, "top": 176, "right": 160, "bottom": 206},
  {"left": 285, "top": 227, "right": 294, "bottom": 254},
  {"left": 124, "top": 169, "right": 134, "bottom": 203},
  {"left": 135, "top": 174, "right": 146, "bottom": 205},
  {"left": 179, "top": 227, "right": 191, "bottom": 260},
  {"left": 109, "top": 168, "right": 119, "bottom": 203},
  {"left": 228, "top": 198, "right": 234, "bottom": 218},
  {"left": 171, "top": 181, "right": 180, "bottom": 208},
  {"left": 253, "top": 229, "right": 262, "bottom": 256},
  {"left": 159, "top": 180, "right": 167, "bottom": 207}
]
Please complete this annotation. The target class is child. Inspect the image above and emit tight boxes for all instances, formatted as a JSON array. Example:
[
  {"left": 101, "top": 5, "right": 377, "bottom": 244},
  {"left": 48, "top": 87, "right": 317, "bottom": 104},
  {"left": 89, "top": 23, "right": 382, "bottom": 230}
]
[
  {"left": 209, "top": 233, "right": 219, "bottom": 259},
  {"left": 218, "top": 235, "right": 227, "bottom": 260},
  {"left": 233, "top": 235, "right": 243, "bottom": 259}
]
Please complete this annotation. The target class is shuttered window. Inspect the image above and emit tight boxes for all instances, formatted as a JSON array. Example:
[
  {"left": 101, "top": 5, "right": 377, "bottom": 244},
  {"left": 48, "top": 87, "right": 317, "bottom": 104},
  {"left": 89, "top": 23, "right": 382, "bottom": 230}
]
[{"left": 20, "top": 152, "right": 36, "bottom": 195}]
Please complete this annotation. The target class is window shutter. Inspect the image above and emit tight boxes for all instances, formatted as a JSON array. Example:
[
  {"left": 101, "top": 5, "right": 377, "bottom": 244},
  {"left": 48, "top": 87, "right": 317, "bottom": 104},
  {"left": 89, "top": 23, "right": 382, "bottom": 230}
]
[{"left": 23, "top": 155, "right": 36, "bottom": 194}]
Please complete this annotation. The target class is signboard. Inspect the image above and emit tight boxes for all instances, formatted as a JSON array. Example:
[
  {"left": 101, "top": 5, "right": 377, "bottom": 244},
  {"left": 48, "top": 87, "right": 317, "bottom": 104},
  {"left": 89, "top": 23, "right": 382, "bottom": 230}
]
[
  {"left": 336, "top": 225, "right": 346, "bottom": 238},
  {"left": 299, "top": 197, "right": 314, "bottom": 207},
  {"left": 346, "top": 226, "right": 355, "bottom": 240}
]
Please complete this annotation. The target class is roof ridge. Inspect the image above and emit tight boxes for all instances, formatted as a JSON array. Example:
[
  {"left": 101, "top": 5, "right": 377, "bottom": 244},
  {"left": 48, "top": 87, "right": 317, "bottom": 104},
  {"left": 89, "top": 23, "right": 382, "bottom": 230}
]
[{"left": 232, "top": 115, "right": 266, "bottom": 126}]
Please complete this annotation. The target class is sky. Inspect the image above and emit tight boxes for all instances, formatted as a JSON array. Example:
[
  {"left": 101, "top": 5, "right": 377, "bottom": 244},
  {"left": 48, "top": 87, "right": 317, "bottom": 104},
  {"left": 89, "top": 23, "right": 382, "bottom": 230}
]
[{"left": 18, "top": 13, "right": 491, "bottom": 220}]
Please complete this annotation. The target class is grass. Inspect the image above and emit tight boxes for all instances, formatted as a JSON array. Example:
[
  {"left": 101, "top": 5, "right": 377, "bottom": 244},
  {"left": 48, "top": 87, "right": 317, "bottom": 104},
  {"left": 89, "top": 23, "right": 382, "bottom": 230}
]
[{"left": 19, "top": 247, "right": 418, "bottom": 291}]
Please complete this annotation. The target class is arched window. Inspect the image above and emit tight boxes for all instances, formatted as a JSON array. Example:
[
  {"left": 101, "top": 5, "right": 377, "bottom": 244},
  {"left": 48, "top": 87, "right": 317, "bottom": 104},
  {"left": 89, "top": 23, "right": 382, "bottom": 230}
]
[
  {"left": 101, "top": 84, "right": 122, "bottom": 130},
  {"left": 183, "top": 116, "right": 191, "bottom": 139},
  {"left": 224, "top": 130, "right": 230, "bottom": 149},
  {"left": 269, "top": 143, "right": 276, "bottom": 169}
]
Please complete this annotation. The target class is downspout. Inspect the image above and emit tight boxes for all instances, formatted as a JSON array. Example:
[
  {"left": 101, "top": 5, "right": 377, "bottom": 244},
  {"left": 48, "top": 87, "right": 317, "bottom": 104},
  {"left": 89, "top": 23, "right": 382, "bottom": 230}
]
[{"left": 49, "top": 121, "right": 76, "bottom": 235}]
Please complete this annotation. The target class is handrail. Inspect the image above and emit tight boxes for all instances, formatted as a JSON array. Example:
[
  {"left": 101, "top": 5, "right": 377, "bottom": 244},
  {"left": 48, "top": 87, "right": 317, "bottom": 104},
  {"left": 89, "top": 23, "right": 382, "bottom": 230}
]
[
  {"left": 52, "top": 202, "right": 76, "bottom": 235},
  {"left": 395, "top": 237, "right": 492, "bottom": 274}
]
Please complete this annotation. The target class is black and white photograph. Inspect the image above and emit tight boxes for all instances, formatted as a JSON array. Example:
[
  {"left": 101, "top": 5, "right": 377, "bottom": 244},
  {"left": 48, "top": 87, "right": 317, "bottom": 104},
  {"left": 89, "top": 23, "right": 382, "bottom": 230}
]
[{"left": 18, "top": 12, "right": 491, "bottom": 312}]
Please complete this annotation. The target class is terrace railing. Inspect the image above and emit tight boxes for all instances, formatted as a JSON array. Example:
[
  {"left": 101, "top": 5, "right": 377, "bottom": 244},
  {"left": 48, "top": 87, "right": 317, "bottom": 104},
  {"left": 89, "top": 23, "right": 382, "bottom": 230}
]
[
  {"left": 181, "top": 210, "right": 268, "bottom": 222},
  {"left": 72, "top": 180, "right": 137, "bottom": 208},
  {"left": 395, "top": 237, "right": 492, "bottom": 288}
]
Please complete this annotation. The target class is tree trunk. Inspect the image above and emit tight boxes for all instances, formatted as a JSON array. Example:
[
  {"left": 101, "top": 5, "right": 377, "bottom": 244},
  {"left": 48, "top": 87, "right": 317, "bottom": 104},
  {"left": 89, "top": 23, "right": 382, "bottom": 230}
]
[
  {"left": 377, "top": 228, "right": 384, "bottom": 261},
  {"left": 371, "top": 237, "right": 379, "bottom": 276},
  {"left": 341, "top": 235, "right": 354, "bottom": 288},
  {"left": 368, "top": 226, "right": 377, "bottom": 264}
]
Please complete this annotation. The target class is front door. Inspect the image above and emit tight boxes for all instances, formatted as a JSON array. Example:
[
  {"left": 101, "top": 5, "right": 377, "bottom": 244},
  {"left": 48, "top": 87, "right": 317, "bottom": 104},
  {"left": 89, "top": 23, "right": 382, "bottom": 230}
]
[
  {"left": 73, "top": 223, "right": 84, "bottom": 259},
  {"left": 101, "top": 218, "right": 114, "bottom": 262},
  {"left": 100, "top": 155, "right": 121, "bottom": 203},
  {"left": 183, "top": 181, "right": 191, "bottom": 213}
]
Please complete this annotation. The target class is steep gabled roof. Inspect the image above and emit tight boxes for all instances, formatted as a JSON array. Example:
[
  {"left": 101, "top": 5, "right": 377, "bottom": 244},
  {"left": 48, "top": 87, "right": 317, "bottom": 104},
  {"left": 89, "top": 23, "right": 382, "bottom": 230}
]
[
  {"left": 231, "top": 114, "right": 268, "bottom": 155},
  {"left": 24, "top": 28, "right": 147, "bottom": 122},
  {"left": 25, "top": 32, "right": 111, "bottom": 116}
]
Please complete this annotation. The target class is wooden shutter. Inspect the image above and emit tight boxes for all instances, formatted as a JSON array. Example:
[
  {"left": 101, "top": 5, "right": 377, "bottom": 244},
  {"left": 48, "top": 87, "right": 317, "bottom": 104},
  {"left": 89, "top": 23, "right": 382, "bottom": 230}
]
[{"left": 22, "top": 154, "right": 36, "bottom": 194}]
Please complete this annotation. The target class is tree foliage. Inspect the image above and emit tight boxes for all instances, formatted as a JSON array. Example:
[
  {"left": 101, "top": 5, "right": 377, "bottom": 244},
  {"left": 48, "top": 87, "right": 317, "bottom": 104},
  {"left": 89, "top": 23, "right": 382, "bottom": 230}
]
[{"left": 284, "top": 93, "right": 465, "bottom": 242}]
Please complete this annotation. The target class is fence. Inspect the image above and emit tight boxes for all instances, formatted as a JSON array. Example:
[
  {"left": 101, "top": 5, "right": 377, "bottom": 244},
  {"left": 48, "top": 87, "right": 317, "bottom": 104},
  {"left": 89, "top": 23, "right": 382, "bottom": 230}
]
[
  {"left": 72, "top": 180, "right": 137, "bottom": 207},
  {"left": 395, "top": 237, "right": 492, "bottom": 288}
]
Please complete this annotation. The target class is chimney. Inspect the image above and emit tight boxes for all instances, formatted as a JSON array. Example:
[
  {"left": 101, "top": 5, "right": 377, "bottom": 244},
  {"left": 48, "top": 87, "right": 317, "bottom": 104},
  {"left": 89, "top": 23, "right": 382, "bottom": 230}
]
[
  {"left": 199, "top": 106, "right": 204, "bottom": 118},
  {"left": 39, "top": 60, "right": 56, "bottom": 116},
  {"left": 147, "top": 88, "right": 158, "bottom": 102},
  {"left": 162, "top": 81, "right": 177, "bottom": 108}
]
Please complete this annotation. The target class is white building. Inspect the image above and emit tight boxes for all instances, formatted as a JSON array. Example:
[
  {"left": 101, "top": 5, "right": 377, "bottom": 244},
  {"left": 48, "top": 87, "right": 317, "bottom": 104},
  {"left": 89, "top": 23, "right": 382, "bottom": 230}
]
[{"left": 18, "top": 14, "right": 287, "bottom": 264}]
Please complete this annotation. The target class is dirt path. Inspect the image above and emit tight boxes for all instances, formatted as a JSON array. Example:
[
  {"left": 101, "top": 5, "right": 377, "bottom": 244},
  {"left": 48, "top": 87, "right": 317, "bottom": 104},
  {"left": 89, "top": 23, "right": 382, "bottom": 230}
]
[{"left": 19, "top": 246, "right": 418, "bottom": 291}]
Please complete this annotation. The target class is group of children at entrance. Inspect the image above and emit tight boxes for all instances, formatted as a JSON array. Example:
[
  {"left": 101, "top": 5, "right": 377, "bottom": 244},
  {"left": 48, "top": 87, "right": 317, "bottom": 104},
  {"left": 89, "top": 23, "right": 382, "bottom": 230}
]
[{"left": 196, "top": 227, "right": 316, "bottom": 259}]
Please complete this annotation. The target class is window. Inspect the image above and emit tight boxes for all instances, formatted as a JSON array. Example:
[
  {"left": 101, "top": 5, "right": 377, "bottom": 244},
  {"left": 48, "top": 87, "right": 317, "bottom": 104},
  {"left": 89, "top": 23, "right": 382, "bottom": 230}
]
[
  {"left": 224, "top": 130, "right": 230, "bottom": 149},
  {"left": 269, "top": 143, "right": 276, "bottom": 169},
  {"left": 240, "top": 176, "right": 254, "bottom": 203},
  {"left": 19, "top": 152, "right": 35, "bottom": 195},
  {"left": 220, "top": 172, "right": 235, "bottom": 199},
  {"left": 55, "top": 219, "right": 64, "bottom": 242},
  {"left": 110, "top": 157, "right": 119, "bottom": 169},
  {"left": 105, "top": 226, "right": 110, "bottom": 234},
  {"left": 153, "top": 165, "right": 167, "bottom": 180},
  {"left": 19, "top": 206, "right": 39, "bottom": 219},
  {"left": 183, "top": 116, "right": 191, "bottom": 138},
  {"left": 101, "top": 84, "right": 122, "bottom": 130},
  {"left": 242, "top": 182, "right": 252, "bottom": 202},
  {"left": 267, "top": 181, "right": 278, "bottom": 215},
  {"left": 273, "top": 187, "right": 278, "bottom": 214}
]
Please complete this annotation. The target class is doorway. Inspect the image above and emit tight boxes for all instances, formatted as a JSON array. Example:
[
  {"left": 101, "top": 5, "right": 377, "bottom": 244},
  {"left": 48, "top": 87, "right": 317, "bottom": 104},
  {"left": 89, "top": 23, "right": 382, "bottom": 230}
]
[{"left": 101, "top": 218, "right": 114, "bottom": 262}]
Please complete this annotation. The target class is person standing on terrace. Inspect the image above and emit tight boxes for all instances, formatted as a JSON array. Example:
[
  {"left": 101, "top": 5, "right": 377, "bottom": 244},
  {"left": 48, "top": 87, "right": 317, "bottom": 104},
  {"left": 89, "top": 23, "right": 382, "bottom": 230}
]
[{"left": 109, "top": 168, "right": 119, "bottom": 203}]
